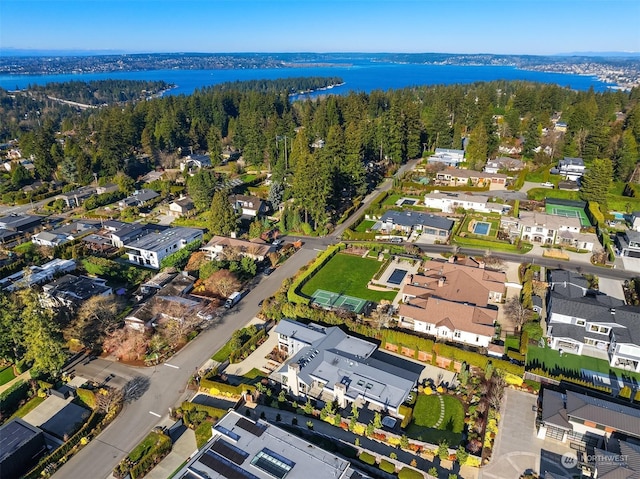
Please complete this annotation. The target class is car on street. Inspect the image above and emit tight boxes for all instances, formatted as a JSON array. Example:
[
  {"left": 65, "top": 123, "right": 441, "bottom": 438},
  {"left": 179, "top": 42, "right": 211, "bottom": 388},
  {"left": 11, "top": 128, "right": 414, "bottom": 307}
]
[
  {"left": 262, "top": 267, "right": 275, "bottom": 276},
  {"left": 272, "top": 239, "right": 284, "bottom": 248}
]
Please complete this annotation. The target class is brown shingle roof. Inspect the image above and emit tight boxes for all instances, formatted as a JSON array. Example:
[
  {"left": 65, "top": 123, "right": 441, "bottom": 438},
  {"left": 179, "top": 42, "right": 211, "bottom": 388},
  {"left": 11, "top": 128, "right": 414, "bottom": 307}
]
[{"left": 399, "top": 299, "right": 497, "bottom": 336}]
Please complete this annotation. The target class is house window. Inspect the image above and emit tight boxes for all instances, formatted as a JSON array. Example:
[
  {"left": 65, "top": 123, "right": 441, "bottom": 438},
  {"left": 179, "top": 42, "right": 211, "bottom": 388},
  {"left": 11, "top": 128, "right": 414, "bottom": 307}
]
[
  {"left": 525, "top": 227, "right": 531, "bottom": 232},
  {"left": 454, "top": 331, "right": 461, "bottom": 338},
  {"left": 476, "top": 336, "right": 480, "bottom": 342},
  {"left": 576, "top": 319, "right": 585, "bottom": 326},
  {"left": 590, "top": 324, "right": 599, "bottom": 332}
]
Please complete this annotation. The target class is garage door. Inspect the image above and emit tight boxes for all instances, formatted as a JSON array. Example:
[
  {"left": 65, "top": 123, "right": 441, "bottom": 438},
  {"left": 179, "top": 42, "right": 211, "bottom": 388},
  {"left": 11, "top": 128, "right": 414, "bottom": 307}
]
[{"left": 546, "top": 426, "right": 566, "bottom": 441}]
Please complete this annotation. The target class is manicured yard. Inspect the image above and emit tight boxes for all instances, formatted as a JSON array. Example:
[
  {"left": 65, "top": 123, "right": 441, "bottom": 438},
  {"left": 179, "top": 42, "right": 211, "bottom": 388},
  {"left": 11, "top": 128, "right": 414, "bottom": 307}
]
[
  {"left": 10, "top": 395, "right": 45, "bottom": 419},
  {"left": 128, "top": 431, "right": 166, "bottom": 463},
  {"left": 412, "top": 394, "right": 465, "bottom": 432},
  {"left": 0, "top": 365, "right": 16, "bottom": 386},
  {"left": 355, "top": 220, "right": 376, "bottom": 233},
  {"left": 459, "top": 214, "right": 501, "bottom": 239},
  {"left": 527, "top": 345, "right": 640, "bottom": 382},
  {"left": 383, "top": 194, "right": 404, "bottom": 206},
  {"left": 505, "top": 336, "right": 520, "bottom": 354},
  {"left": 300, "top": 253, "right": 397, "bottom": 302},
  {"left": 195, "top": 421, "right": 213, "bottom": 448}
]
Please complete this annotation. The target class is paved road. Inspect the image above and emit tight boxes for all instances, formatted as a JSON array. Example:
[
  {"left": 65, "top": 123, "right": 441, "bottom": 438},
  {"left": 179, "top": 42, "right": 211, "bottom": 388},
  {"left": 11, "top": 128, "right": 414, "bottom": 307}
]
[{"left": 54, "top": 247, "right": 319, "bottom": 479}]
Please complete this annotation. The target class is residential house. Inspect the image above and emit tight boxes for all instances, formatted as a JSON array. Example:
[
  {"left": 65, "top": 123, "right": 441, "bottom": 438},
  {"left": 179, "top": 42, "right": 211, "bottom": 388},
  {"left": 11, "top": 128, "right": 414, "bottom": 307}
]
[
  {"left": 546, "top": 285, "right": 640, "bottom": 372},
  {"left": 548, "top": 269, "right": 590, "bottom": 299},
  {"left": 180, "top": 154, "right": 211, "bottom": 171},
  {"left": 435, "top": 168, "right": 508, "bottom": 190},
  {"left": 554, "top": 122, "right": 568, "bottom": 133},
  {"left": 125, "top": 226, "right": 203, "bottom": 269},
  {"left": 376, "top": 210, "right": 454, "bottom": 239},
  {"left": 0, "top": 259, "right": 76, "bottom": 292},
  {"left": 427, "top": 148, "right": 465, "bottom": 167},
  {"left": 229, "top": 194, "right": 266, "bottom": 218},
  {"left": 118, "top": 189, "right": 159, "bottom": 208},
  {"left": 202, "top": 235, "right": 273, "bottom": 262},
  {"left": 630, "top": 211, "right": 640, "bottom": 232},
  {"left": 423, "top": 192, "right": 510, "bottom": 214},
  {"left": 537, "top": 389, "right": 640, "bottom": 444},
  {"left": 173, "top": 410, "right": 355, "bottom": 479},
  {"left": 616, "top": 230, "right": 640, "bottom": 258},
  {"left": 168, "top": 197, "right": 195, "bottom": 217},
  {"left": 32, "top": 220, "right": 99, "bottom": 247},
  {"left": 397, "top": 257, "right": 505, "bottom": 348},
  {"left": 272, "top": 319, "right": 422, "bottom": 417},
  {"left": 0, "top": 418, "right": 46, "bottom": 479},
  {"left": 126, "top": 273, "right": 197, "bottom": 330},
  {"left": 502, "top": 211, "right": 595, "bottom": 251},
  {"left": 41, "top": 274, "right": 112, "bottom": 308},
  {"left": 0, "top": 214, "right": 45, "bottom": 234},
  {"left": 483, "top": 157, "right": 524, "bottom": 174},
  {"left": 589, "top": 436, "right": 640, "bottom": 478},
  {"left": 55, "top": 186, "right": 96, "bottom": 208},
  {"left": 557, "top": 157, "right": 586, "bottom": 181}
]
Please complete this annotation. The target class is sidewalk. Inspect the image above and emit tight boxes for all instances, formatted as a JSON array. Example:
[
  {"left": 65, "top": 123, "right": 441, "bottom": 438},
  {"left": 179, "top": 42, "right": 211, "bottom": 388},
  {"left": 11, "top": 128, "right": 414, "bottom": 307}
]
[
  {"left": 0, "top": 368, "right": 31, "bottom": 394},
  {"left": 144, "top": 424, "right": 197, "bottom": 479},
  {"left": 252, "top": 404, "right": 479, "bottom": 479}
]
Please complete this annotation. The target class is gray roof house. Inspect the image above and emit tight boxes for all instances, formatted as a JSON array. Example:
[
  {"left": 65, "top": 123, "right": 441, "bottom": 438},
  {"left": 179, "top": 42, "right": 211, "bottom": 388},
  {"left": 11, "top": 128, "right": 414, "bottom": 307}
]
[
  {"left": 377, "top": 210, "right": 454, "bottom": 238},
  {"left": 546, "top": 289, "right": 640, "bottom": 372},
  {"left": 118, "top": 189, "right": 160, "bottom": 208},
  {"left": 272, "top": 319, "right": 422, "bottom": 417},
  {"left": 592, "top": 437, "right": 640, "bottom": 479},
  {"left": 427, "top": 148, "right": 465, "bottom": 167},
  {"left": 557, "top": 157, "right": 586, "bottom": 181},
  {"left": 41, "top": 274, "right": 112, "bottom": 308},
  {"left": 537, "top": 389, "right": 640, "bottom": 444},
  {"left": 125, "top": 227, "right": 203, "bottom": 269},
  {"left": 0, "top": 418, "right": 46, "bottom": 479},
  {"left": 173, "top": 410, "right": 355, "bottom": 479}
]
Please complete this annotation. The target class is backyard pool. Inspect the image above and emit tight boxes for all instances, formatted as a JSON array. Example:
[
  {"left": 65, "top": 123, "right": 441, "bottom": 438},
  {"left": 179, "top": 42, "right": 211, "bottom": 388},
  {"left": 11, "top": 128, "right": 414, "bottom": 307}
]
[
  {"left": 388, "top": 268, "right": 408, "bottom": 285},
  {"left": 613, "top": 212, "right": 626, "bottom": 221},
  {"left": 473, "top": 221, "right": 491, "bottom": 236},
  {"left": 400, "top": 199, "right": 417, "bottom": 206}
]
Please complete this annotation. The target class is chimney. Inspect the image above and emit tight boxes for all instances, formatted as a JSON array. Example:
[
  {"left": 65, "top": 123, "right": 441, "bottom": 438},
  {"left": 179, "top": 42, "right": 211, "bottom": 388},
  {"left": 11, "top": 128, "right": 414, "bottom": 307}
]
[
  {"left": 611, "top": 308, "right": 616, "bottom": 315},
  {"left": 438, "top": 277, "right": 446, "bottom": 288},
  {"left": 478, "top": 261, "right": 485, "bottom": 269},
  {"left": 448, "top": 255, "right": 455, "bottom": 264}
]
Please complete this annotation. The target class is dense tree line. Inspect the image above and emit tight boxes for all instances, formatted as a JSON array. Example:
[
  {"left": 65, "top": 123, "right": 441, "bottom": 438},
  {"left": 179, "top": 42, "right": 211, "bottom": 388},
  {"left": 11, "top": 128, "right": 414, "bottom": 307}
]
[
  {"left": 29, "top": 79, "right": 171, "bottom": 105},
  {"left": 205, "top": 76, "right": 343, "bottom": 94},
  {"left": 2, "top": 79, "right": 640, "bottom": 228}
]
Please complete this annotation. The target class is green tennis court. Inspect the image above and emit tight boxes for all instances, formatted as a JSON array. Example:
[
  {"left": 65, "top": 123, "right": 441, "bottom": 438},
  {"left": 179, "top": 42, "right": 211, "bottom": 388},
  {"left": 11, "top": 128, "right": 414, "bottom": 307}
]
[
  {"left": 311, "top": 289, "right": 369, "bottom": 314},
  {"left": 545, "top": 204, "right": 591, "bottom": 227}
]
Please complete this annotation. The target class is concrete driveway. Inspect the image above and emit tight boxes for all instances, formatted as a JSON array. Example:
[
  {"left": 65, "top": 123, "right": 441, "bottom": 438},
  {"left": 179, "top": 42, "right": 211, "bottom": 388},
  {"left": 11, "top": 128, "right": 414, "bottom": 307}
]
[{"left": 598, "top": 276, "right": 625, "bottom": 301}]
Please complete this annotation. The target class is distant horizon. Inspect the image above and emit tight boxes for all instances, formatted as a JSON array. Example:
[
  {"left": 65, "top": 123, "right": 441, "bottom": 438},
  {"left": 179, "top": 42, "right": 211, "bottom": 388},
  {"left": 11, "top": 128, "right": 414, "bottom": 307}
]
[
  {"left": 1, "top": 49, "right": 639, "bottom": 58},
  {"left": 1, "top": 1, "right": 638, "bottom": 55}
]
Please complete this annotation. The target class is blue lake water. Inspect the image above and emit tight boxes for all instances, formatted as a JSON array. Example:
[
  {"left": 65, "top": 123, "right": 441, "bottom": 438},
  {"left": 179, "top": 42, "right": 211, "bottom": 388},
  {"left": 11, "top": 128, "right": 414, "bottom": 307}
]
[{"left": 0, "top": 60, "right": 617, "bottom": 97}]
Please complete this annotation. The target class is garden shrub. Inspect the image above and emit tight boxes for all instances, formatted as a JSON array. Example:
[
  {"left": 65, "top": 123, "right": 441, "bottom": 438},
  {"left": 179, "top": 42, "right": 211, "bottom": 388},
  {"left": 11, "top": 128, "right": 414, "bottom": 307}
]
[
  {"left": 359, "top": 451, "right": 376, "bottom": 465},
  {"left": 76, "top": 388, "right": 97, "bottom": 410},
  {"left": 379, "top": 459, "right": 396, "bottom": 473},
  {"left": 399, "top": 467, "right": 424, "bottom": 479}
]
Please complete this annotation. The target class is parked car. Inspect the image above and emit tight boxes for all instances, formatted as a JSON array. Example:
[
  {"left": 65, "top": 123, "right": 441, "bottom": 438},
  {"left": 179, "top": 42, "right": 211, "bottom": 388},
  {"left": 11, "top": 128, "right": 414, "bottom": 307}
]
[
  {"left": 262, "top": 267, "right": 275, "bottom": 276},
  {"left": 390, "top": 237, "right": 403, "bottom": 243},
  {"left": 272, "top": 239, "right": 284, "bottom": 248}
]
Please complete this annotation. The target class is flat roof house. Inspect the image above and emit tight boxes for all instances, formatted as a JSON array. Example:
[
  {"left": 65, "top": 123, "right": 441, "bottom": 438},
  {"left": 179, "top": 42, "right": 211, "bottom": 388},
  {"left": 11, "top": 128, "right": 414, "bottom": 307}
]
[
  {"left": 174, "top": 410, "right": 355, "bottom": 479},
  {"left": 435, "top": 168, "right": 508, "bottom": 190},
  {"left": 0, "top": 418, "right": 46, "bottom": 479},
  {"left": 427, "top": 148, "right": 465, "bottom": 167},
  {"left": 557, "top": 157, "right": 586, "bottom": 182},
  {"left": 125, "top": 227, "right": 203, "bottom": 269},
  {"left": 272, "top": 319, "right": 422, "bottom": 417},
  {"left": 377, "top": 210, "right": 454, "bottom": 239},
  {"left": 0, "top": 258, "right": 76, "bottom": 292},
  {"left": 0, "top": 214, "right": 45, "bottom": 233},
  {"left": 423, "top": 192, "right": 510, "bottom": 214},
  {"left": 616, "top": 230, "right": 640, "bottom": 258}
]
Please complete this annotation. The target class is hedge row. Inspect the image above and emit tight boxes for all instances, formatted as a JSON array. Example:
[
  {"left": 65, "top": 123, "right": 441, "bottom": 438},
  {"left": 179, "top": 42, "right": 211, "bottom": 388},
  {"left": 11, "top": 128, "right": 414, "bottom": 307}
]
[
  {"left": 199, "top": 379, "right": 256, "bottom": 396},
  {"left": 129, "top": 433, "right": 172, "bottom": 479},
  {"left": 76, "top": 388, "right": 97, "bottom": 410},
  {"left": 359, "top": 451, "right": 376, "bottom": 465},
  {"left": 180, "top": 401, "right": 227, "bottom": 421},
  {"left": 586, "top": 201, "right": 604, "bottom": 227},
  {"left": 399, "top": 467, "right": 424, "bottom": 479},
  {"left": 24, "top": 411, "right": 104, "bottom": 479},
  {"left": 398, "top": 404, "right": 413, "bottom": 429},
  {"left": 229, "top": 329, "right": 267, "bottom": 363},
  {"left": 287, "top": 243, "right": 345, "bottom": 304},
  {"left": 0, "top": 380, "right": 29, "bottom": 417}
]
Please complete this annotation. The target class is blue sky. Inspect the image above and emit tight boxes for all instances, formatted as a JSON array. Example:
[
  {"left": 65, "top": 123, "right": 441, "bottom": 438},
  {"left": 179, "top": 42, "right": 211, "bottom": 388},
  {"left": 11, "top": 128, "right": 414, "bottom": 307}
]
[{"left": 1, "top": 0, "right": 638, "bottom": 55}]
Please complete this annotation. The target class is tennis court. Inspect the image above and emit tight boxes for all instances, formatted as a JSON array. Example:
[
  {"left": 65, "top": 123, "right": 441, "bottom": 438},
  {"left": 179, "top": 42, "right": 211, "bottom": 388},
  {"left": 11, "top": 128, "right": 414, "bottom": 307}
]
[
  {"left": 311, "top": 289, "right": 369, "bottom": 313},
  {"left": 545, "top": 204, "right": 591, "bottom": 227}
]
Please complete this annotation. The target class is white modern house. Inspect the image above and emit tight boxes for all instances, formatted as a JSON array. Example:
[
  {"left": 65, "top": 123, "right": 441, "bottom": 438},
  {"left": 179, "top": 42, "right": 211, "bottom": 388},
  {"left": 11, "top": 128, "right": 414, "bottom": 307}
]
[
  {"left": 557, "top": 157, "right": 586, "bottom": 181},
  {"left": 427, "top": 148, "right": 465, "bottom": 167},
  {"left": 272, "top": 319, "right": 422, "bottom": 417},
  {"left": 423, "top": 192, "right": 510, "bottom": 214},
  {"left": 501, "top": 211, "right": 595, "bottom": 251},
  {"left": 125, "top": 227, "right": 203, "bottom": 269}
]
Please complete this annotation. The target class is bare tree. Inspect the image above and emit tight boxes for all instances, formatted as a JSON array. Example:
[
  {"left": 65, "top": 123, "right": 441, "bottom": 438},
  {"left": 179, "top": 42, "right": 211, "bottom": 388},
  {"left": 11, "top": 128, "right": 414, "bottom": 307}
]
[
  {"left": 205, "top": 269, "right": 241, "bottom": 298},
  {"left": 503, "top": 296, "right": 534, "bottom": 332},
  {"left": 66, "top": 295, "right": 125, "bottom": 349},
  {"left": 482, "top": 251, "right": 504, "bottom": 270},
  {"left": 268, "top": 252, "right": 280, "bottom": 268}
]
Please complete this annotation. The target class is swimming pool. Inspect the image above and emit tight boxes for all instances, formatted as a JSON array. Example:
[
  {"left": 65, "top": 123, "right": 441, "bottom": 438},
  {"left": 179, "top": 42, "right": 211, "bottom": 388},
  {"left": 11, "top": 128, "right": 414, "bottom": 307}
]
[
  {"left": 473, "top": 221, "right": 491, "bottom": 235},
  {"left": 388, "top": 268, "right": 408, "bottom": 285},
  {"left": 613, "top": 212, "right": 625, "bottom": 221}
]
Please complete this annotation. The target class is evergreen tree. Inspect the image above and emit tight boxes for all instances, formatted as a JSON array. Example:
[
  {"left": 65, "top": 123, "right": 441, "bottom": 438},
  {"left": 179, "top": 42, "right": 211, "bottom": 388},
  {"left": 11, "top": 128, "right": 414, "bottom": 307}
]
[
  {"left": 580, "top": 158, "right": 613, "bottom": 208},
  {"left": 209, "top": 190, "right": 238, "bottom": 236},
  {"left": 10, "top": 163, "right": 31, "bottom": 188},
  {"left": 616, "top": 130, "right": 638, "bottom": 181},
  {"left": 465, "top": 123, "right": 488, "bottom": 170}
]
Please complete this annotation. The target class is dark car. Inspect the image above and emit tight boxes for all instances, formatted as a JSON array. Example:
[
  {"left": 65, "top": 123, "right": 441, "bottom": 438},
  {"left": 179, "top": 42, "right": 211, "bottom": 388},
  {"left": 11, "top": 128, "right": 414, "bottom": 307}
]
[
  {"left": 258, "top": 299, "right": 265, "bottom": 306},
  {"left": 263, "top": 267, "right": 275, "bottom": 276}
]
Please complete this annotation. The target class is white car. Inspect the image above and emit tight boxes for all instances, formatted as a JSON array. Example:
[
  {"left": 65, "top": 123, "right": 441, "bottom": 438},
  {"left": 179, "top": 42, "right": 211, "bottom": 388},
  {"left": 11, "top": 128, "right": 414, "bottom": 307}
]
[
  {"left": 272, "top": 239, "right": 284, "bottom": 247},
  {"left": 540, "top": 182, "right": 554, "bottom": 188}
]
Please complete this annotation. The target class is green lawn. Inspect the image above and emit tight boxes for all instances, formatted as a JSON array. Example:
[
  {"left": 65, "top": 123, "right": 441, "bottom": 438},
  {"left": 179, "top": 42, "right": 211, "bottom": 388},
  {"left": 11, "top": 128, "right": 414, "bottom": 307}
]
[
  {"left": 0, "top": 365, "right": 16, "bottom": 386},
  {"left": 300, "top": 253, "right": 397, "bottom": 302},
  {"left": 10, "top": 395, "right": 45, "bottom": 419},
  {"left": 412, "top": 394, "right": 465, "bottom": 433},
  {"left": 383, "top": 194, "right": 404, "bottom": 206},
  {"left": 195, "top": 421, "right": 213, "bottom": 449},
  {"left": 527, "top": 346, "right": 640, "bottom": 383},
  {"left": 505, "top": 336, "right": 520, "bottom": 354},
  {"left": 459, "top": 214, "right": 500, "bottom": 239},
  {"left": 355, "top": 220, "right": 376, "bottom": 233},
  {"left": 212, "top": 342, "right": 234, "bottom": 362}
]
